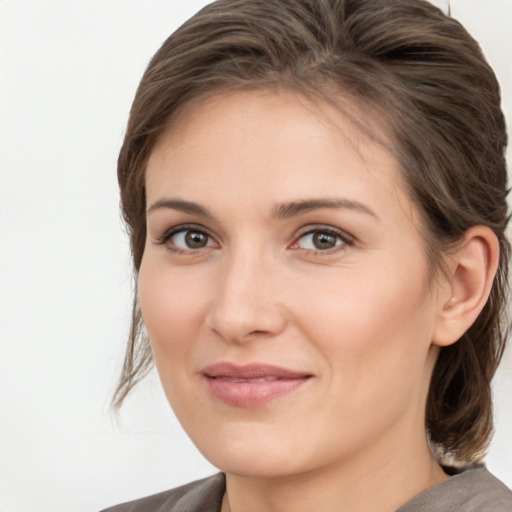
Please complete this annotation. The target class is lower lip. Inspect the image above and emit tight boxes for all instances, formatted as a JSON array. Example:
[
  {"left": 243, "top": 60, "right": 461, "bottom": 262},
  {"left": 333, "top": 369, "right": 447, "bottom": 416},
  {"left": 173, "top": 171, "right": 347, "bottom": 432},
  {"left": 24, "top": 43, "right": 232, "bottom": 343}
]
[{"left": 204, "top": 377, "right": 310, "bottom": 407}]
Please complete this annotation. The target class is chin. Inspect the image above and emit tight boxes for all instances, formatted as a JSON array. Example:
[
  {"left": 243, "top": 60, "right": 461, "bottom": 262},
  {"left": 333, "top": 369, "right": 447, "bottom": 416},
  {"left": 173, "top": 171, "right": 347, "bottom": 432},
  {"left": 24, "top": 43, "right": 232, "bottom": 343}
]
[
  {"left": 188, "top": 421, "right": 328, "bottom": 479},
  {"left": 208, "top": 449, "right": 306, "bottom": 479}
]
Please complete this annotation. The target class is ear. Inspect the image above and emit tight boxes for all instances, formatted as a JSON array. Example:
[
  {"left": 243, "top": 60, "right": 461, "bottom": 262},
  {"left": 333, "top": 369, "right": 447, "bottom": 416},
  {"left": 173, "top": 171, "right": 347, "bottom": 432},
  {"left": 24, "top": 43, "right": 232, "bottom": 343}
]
[{"left": 432, "top": 226, "right": 500, "bottom": 347}]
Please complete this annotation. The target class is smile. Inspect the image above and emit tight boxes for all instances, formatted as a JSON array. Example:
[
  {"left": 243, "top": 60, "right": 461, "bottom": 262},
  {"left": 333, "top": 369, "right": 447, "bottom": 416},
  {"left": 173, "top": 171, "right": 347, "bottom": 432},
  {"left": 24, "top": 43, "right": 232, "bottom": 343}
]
[
  {"left": 202, "top": 362, "right": 312, "bottom": 407},
  {"left": 217, "top": 376, "right": 280, "bottom": 383}
]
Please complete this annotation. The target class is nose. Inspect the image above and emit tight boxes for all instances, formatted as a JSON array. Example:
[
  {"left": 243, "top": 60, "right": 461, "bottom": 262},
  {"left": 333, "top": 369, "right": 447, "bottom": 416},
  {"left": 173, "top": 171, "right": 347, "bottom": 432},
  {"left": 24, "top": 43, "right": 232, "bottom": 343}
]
[{"left": 205, "top": 248, "right": 288, "bottom": 344}]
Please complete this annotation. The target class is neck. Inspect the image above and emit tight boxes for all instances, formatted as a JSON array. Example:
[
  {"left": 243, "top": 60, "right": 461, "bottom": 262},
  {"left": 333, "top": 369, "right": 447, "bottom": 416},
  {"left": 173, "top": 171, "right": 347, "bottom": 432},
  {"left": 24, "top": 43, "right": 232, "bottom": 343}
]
[{"left": 222, "top": 428, "right": 447, "bottom": 512}]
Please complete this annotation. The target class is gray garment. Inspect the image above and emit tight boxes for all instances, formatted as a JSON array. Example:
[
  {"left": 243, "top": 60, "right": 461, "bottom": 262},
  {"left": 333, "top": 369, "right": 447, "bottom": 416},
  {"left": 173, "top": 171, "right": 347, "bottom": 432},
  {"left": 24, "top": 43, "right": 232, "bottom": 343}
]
[
  {"left": 101, "top": 467, "right": 512, "bottom": 511},
  {"left": 100, "top": 474, "right": 225, "bottom": 512},
  {"left": 396, "top": 466, "right": 512, "bottom": 511}
]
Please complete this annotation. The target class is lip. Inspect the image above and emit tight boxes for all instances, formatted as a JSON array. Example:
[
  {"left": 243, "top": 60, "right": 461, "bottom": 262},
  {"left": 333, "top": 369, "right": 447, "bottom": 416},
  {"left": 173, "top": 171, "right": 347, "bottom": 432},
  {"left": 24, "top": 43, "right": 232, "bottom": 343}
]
[{"left": 202, "top": 362, "right": 312, "bottom": 407}]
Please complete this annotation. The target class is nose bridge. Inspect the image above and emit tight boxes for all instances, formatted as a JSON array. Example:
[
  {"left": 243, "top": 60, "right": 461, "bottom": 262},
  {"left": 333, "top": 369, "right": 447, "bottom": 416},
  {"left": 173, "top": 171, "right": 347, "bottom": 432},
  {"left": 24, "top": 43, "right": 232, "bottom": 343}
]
[{"left": 206, "top": 240, "right": 286, "bottom": 342}]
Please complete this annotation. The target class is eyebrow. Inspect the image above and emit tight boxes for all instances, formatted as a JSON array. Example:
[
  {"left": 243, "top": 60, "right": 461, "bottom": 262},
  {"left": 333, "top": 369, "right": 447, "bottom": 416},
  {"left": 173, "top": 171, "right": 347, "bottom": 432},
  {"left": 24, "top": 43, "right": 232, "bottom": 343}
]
[
  {"left": 146, "top": 197, "right": 378, "bottom": 220},
  {"left": 273, "top": 198, "right": 378, "bottom": 219},
  {"left": 147, "top": 198, "right": 214, "bottom": 217}
]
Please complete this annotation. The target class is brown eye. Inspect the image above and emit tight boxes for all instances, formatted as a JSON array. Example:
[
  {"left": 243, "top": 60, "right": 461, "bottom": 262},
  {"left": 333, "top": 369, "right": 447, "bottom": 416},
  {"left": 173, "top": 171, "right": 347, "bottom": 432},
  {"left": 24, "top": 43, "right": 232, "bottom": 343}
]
[
  {"left": 295, "top": 228, "right": 352, "bottom": 252},
  {"left": 312, "top": 232, "right": 338, "bottom": 250},
  {"left": 184, "top": 230, "right": 209, "bottom": 248},
  {"left": 164, "top": 228, "right": 216, "bottom": 251}
]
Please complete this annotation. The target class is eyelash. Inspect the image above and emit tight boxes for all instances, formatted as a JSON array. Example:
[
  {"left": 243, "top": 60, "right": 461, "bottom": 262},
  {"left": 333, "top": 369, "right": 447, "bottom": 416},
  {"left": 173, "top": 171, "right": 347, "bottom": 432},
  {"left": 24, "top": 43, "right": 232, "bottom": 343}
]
[
  {"left": 156, "top": 224, "right": 216, "bottom": 255},
  {"left": 291, "top": 226, "right": 354, "bottom": 254},
  {"left": 155, "top": 224, "right": 354, "bottom": 255}
]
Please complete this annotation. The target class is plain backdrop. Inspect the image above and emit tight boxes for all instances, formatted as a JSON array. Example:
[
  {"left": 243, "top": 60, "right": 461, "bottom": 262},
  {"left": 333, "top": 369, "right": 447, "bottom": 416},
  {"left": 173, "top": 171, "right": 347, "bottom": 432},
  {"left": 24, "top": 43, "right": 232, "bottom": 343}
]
[{"left": 0, "top": 1, "right": 511, "bottom": 511}]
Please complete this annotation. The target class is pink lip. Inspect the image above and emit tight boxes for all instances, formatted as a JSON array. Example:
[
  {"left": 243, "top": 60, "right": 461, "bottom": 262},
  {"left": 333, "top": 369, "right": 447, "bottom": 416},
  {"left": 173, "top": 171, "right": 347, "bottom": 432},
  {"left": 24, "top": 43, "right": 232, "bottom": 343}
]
[{"left": 202, "top": 362, "right": 312, "bottom": 407}]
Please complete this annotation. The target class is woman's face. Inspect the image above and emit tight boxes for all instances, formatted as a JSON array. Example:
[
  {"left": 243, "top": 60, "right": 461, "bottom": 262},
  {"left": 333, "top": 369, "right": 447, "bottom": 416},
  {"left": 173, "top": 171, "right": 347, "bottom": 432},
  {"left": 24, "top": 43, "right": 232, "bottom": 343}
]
[{"left": 139, "top": 90, "right": 449, "bottom": 477}]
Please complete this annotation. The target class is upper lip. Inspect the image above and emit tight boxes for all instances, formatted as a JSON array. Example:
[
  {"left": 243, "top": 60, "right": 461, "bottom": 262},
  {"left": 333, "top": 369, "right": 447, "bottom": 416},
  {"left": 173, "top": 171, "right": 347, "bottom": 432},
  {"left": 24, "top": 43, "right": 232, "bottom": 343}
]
[{"left": 202, "top": 362, "right": 312, "bottom": 380}]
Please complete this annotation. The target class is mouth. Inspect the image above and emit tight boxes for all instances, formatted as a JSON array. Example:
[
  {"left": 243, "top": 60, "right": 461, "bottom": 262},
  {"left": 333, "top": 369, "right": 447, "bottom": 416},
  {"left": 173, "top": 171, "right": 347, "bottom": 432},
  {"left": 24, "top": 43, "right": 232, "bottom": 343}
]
[{"left": 202, "top": 362, "right": 313, "bottom": 407}]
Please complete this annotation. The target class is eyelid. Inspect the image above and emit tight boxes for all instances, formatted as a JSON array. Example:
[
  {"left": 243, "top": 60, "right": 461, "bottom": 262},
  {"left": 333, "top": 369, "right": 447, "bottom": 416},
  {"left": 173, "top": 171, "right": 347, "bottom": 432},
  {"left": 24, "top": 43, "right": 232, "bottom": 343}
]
[
  {"left": 155, "top": 223, "right": 218, "bottom": 251},
  {"left": 290, "top": 224, "right": 355, "bottom": 251}
]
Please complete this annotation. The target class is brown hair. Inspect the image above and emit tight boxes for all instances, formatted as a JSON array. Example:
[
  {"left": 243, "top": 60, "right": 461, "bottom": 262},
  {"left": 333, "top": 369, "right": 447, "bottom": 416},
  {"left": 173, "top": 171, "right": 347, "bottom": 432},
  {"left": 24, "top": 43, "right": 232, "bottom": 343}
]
[{"left": 113, "top": 0, "right": 509, "bottom": 463}]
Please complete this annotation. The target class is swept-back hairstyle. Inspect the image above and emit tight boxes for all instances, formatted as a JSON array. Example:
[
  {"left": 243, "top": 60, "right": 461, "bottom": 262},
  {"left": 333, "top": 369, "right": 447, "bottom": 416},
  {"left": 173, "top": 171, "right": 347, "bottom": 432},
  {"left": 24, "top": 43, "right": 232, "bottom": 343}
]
[{"left": 113, "top": 0, "right": 509, "bottom": 463}]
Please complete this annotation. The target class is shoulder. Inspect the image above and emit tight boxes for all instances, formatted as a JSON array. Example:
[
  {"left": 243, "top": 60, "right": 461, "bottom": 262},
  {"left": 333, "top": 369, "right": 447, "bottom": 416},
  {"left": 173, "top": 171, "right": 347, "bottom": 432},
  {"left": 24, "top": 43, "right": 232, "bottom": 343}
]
[
  {"left": 99, "top": 473, "right": 225, "bottom": 512},
  {"left": 397, "top": 466, "right": 512, "bottom": 512}
]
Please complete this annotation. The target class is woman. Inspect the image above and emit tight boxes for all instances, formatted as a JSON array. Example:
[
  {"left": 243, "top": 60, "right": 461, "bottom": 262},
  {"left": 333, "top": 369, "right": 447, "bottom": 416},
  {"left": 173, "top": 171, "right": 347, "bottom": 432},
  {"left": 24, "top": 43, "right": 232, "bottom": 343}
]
[{"left": 103, "top": 0, "right": 512, "bottom": 510}]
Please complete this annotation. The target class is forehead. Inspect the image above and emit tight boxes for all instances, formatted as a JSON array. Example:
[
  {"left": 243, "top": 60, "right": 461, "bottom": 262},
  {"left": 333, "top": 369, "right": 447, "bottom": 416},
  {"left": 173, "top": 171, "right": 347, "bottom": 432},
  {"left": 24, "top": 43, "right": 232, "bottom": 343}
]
[
  {"left": 145, "top": 89, "right": 416, "bottom": 223},
  {"left": 154, "top": 87, "right": 393, "bottom": 159}
]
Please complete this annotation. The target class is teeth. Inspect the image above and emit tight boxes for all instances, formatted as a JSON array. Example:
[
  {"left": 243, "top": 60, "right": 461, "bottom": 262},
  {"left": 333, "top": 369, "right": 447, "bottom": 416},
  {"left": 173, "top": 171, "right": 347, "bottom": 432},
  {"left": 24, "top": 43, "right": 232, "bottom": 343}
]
[{"left": 219, "top": 377, "right": 279, "bottom": 383}]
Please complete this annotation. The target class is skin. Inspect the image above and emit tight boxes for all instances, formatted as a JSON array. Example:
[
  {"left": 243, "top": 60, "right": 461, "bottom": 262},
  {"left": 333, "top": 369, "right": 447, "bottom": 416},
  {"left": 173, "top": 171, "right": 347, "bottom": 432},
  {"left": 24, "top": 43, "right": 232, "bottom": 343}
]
[{"left": 138, "top": 90, "right": 490, "bottom": 512}]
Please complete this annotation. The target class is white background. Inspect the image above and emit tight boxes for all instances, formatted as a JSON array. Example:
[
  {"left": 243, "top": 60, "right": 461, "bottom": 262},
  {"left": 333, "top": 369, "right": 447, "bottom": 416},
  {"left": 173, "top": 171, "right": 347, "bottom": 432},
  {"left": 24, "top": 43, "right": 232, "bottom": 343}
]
[{"left": 0, "top": 1, "right": 511, "bottom": 511}]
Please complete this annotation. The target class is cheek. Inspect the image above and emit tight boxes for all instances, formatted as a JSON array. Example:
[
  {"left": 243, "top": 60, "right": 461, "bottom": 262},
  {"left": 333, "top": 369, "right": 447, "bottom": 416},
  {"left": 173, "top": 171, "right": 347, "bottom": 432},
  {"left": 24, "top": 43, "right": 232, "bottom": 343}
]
[
  {"left": 137, "top": 259, "right": 211, "bottom": 357},
  {"left": 295, "top": 263, "right": 435, "bottom": 391},
  {"left": 137, "top": 259, "right": 216, "bottom": 418}
]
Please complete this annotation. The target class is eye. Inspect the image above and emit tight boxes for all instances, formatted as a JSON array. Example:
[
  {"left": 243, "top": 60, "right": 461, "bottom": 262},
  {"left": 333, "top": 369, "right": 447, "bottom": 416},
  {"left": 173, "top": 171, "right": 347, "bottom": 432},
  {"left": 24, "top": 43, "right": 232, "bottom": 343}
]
[
  {"left": 158, "top": 226, "right": 217, "bottom": 252},
  {"left": 293, "top": 227, "right": 352, "bottom": 252},
  {"left": 174, "top": 230, "right": 212, "bottom": 249}
]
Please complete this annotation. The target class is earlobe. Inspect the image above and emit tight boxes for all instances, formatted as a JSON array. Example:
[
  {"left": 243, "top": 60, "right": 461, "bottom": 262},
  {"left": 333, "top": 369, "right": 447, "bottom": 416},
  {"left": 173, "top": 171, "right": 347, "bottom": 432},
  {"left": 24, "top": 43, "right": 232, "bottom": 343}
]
[{"left": 432, "top": 226, "right": 500, "bottom": 347}]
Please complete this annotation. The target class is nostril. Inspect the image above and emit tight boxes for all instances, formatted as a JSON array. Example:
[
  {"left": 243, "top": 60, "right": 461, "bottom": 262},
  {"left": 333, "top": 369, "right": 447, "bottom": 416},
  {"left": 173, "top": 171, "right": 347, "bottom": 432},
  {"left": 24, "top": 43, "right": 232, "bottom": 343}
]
[{"left": 205, "top": 286, "right": 288, "bottom": 343}]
